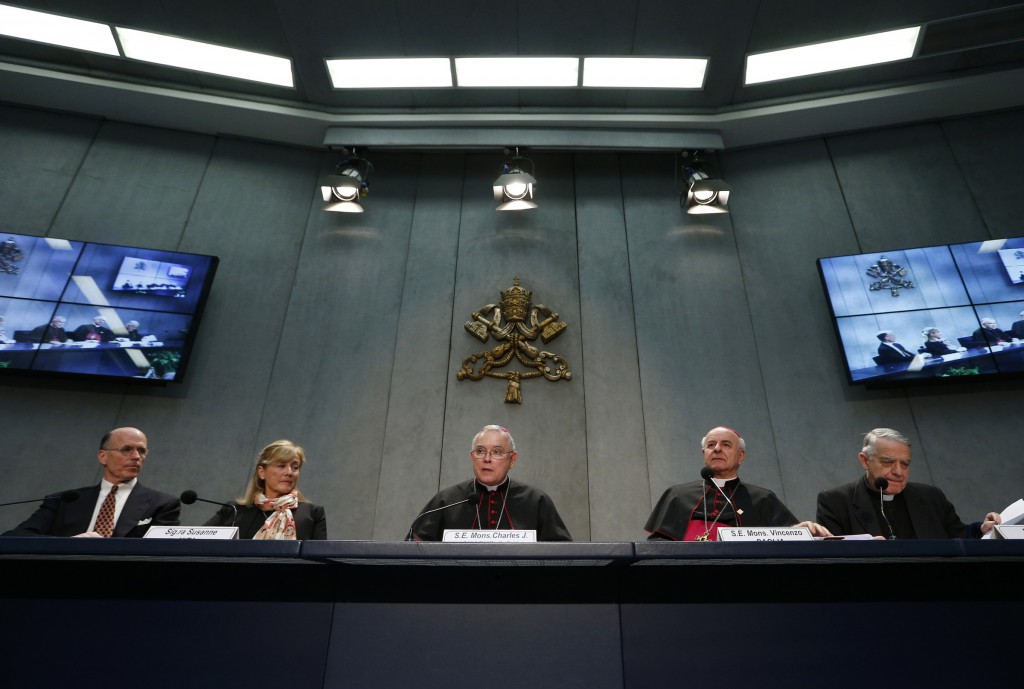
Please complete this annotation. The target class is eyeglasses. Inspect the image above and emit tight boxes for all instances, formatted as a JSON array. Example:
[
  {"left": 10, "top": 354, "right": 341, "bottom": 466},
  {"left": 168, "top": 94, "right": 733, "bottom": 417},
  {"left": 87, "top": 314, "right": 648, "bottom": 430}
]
[
  {"left": 872, "top": 456, "right": 910, "bottom": 469},
  {"left": 103, "top": 445, "right": 148, "bottom": 458},
  {"left": 472, "top": 448, "right": 512, "bottom": 460}
]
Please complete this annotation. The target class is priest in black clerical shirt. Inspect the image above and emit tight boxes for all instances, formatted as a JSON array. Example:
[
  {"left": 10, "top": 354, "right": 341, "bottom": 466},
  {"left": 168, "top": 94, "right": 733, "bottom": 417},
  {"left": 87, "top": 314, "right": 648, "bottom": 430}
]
[
  {"left": 644, "top": 426, "right": 831, "bottom": 541},
  {"left": 405, "top": 424, "right": 571, "bottom": 541},
  {"left": 816, "top": 428, "right": 1001, "bottom": 539}
]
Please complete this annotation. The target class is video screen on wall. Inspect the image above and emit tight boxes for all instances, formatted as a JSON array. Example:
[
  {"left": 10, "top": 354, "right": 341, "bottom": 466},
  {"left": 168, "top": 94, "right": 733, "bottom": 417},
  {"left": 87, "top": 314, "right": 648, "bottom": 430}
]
[
  {"left": 818, "top": 237, "right": 1024, "bottom": 386},
  {"left": 0, "top": 232, "right": 219, "bottom": 384}
]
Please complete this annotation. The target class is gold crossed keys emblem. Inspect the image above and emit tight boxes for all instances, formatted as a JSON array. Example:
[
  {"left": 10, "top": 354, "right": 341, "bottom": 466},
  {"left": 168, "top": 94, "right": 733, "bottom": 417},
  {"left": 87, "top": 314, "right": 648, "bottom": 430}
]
[{"left": 457, "top": 276, "right": 571, "bottom": 404}]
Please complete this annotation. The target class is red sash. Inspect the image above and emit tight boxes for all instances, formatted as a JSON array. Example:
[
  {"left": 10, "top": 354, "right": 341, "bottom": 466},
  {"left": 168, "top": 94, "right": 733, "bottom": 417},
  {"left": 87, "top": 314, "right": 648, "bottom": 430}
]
[{"left": 683, "top": 520, "right": 726, "bottom": 541}]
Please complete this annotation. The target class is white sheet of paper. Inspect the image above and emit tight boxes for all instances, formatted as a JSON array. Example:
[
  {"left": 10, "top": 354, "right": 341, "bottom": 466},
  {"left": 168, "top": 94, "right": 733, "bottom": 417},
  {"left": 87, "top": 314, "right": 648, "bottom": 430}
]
[{"left": 981, "top": 498, "right": 1024, "bottom": 539}]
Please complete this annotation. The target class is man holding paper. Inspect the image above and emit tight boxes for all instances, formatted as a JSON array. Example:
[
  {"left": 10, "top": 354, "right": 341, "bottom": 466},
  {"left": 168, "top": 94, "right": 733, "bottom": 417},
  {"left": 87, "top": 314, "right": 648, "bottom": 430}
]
[
  {"left": 644, "top": 426, "right": 831, "bottom": 541},
  {"left": 405, "top": 424, "right": 572, "bottom": 541},
  {"left": 816, "top": 428, "right": 1001, "bottom": 539}
]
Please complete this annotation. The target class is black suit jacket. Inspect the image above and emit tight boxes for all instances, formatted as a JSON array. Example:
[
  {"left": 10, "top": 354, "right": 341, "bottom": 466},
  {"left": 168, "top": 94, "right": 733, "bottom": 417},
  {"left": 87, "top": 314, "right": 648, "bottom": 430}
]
[
  {"left": 816, "top": 479, "right": 974, "bottom": 539},
  {"left": 972, "top": 326, "right": 1010, "bottom": 345},
  {"left": 204, "top": 502, "right": 327, "bottom": 540},
  {"left": 27, "top": 324, "right": 68, "bottom": 343},
  {"left": 923, "top": 339, "right": 957, "bottom": 356},
  {"left": 71, "top": 324, "right": 116, "bottom": 342},
  {"left": 1010, "top": 320, "right": 1024, "bottom": 340},
  {"left": 2, "top": 482, "right": 181, "bottom": 537},
  {"left": 876, "top": 342, "right": 914, "bottom": 363}
]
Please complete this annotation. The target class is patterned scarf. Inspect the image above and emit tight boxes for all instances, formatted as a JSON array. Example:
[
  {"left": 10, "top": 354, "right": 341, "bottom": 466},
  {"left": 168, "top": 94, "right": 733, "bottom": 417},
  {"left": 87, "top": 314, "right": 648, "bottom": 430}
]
[{"left": 253, "top": 491, "right": 299, "bottom": 540}]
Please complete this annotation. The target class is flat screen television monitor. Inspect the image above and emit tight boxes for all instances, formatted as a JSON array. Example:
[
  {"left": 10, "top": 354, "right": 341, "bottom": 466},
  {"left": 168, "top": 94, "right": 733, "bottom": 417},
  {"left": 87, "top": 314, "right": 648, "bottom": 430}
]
[
  {"left": 0, "top": 232, "right": 219, "bottom": 385},
  {"left": 818, "top": 237, "right": 1024, "bottom": 386}
]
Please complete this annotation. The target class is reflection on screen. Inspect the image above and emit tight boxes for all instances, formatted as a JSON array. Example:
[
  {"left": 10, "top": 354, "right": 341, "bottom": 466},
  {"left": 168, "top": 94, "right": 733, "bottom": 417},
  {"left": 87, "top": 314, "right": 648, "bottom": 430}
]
[
  {"left": 0, "top": 232, "right": 218, "bottom": 385},
  {"left": 818, "top": 237, "right": 1024, "bottom": 385}
]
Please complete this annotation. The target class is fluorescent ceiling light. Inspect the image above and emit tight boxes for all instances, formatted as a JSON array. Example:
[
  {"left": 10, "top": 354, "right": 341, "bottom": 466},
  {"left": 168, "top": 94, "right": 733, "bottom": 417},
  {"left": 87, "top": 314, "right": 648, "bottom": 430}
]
[
  {"left": 0, "top": 4, "right": 118, "bottom": 55},
  {"left": 745, "top": 26, "right": 921, "bottom": 85},
  {"left": 455, "top": 57, "right": 579, "bottom": 87},
  {"left": 326, "top": 58, "right": 452, "bottom": 88},
  {"left": 115, "top": 27, "right": 293, "bottom": 87},
  {"left": 583, "top": 57, "right": 707, "bottom": 88}
]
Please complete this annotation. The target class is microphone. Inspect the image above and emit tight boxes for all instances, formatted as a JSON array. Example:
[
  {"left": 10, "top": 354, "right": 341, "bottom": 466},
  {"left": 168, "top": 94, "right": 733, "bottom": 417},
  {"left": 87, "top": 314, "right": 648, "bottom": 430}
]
[
  {"left": 873, "top": 477, "right": 896, "bottom": 540},
  {"left": 180, "top": 490, "right": 238, "bottom": 526},
  {"left": 0, "top": 489, "right": 80, "bottom": 508},
  {"left": 696, "top": 467, "right": 738, "bottom": 540},
  {"left": 405, "top": 491, "right": 482, "bottom": 541}
]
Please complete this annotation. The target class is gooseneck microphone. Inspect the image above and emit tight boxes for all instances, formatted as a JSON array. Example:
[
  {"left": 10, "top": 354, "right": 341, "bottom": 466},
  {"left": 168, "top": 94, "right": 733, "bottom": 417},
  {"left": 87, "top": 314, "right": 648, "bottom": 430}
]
[
  {"left": 180, "top": 490, "right": 238, "bottom": 526},
  {"left": 0, "top": 489, "right": 80, "bottom": 508},
  {"left": 874, "top": 477, "right": 896, "bottom": 540},
  {"left": 696, "top": 467, "right": 739, "bottom": 540},
  {"left": 405, "top": 491, "right": 482, "bottom": 541},
  {"left": 702, "top": 467, "right": 740, "bottom": 520}
]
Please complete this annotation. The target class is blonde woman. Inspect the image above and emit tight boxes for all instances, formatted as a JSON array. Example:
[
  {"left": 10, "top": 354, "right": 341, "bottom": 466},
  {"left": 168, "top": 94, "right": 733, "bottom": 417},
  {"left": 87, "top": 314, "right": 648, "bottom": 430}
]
[{"left": 204, "top": 439, "right": 327, "bottom": 540}]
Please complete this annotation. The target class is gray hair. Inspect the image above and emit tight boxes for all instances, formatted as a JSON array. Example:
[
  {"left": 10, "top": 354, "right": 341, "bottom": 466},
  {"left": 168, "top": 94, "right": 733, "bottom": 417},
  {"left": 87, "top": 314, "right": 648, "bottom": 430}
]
[
  {"left": 862, "top": 428, "right": 911, "bottom": 458},
  {"left": 921, "top": 327, "right": 941, "bottom": 339},
  {"left": 472, "top": 424, "right": 516, "bottom": 453},
  {"left": 701, "top": 427, "right": 746, "bottom": 452}
]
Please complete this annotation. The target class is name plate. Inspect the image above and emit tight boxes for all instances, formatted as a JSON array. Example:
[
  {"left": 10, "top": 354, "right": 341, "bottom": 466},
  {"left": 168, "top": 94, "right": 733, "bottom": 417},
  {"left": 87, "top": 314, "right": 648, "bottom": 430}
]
[
  {"left": 716, "top": 526, "right": 813, "bottom": 542},
  {"left": 144, "top": 525, "right": 239, "bottom": 539},
  {"left": 993, "top": 525, "right": 1024, "bottom": 540},
  {"left": 442, "top": 529, "right": 537, "bottom": 543}
]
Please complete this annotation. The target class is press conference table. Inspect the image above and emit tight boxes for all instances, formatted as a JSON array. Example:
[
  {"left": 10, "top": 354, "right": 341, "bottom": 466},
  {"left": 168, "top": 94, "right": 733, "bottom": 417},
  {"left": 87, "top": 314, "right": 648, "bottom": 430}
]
[
  {"left": 2, "top": 537, "right": 1021, "bottom": 689},
  {"left": 850, "top": 341, "right": 1024, "bottom": 381}
]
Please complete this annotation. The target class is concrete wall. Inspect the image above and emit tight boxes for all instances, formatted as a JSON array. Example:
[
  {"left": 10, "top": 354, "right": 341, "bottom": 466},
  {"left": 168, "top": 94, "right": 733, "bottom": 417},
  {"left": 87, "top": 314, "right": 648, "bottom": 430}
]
[{"left": 1, "top": 104, "right": 1022, "bottom": 540}]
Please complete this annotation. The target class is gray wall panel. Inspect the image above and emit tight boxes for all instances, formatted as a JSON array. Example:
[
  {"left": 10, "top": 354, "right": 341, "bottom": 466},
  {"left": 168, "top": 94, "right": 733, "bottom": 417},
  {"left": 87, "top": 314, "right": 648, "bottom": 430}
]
[
  {"left": 827, "top": 123, "right": 990, "bottom": 249},
  {"left": 261, "top": 151, "right": 421, "bottom": 539},
  {"left": 376, "top": 153, "right": 463, "bottom": 540},
  {"left": 0, "top": 105, "right": 98, "bottom": 233},
  {"left": 575, "top": 153, "right": 651, "bottom": 541},
  {"left": 943, "top": 109, "right": 1024, "bottom": 237},
  {"left": 726, "top": 139, "right": 916, "bottom": 521},
  {"left": 441, "top": 152, "right": 589, "bottom": 540},
  {"left": 620, "top": 153, "right": 777, "bottom": 508},
  {"left": 50, "top": 121, "right": 214, "bottom": 248},
  {"left": 128, "top": 138, "right": 323, "bottom": 519}
]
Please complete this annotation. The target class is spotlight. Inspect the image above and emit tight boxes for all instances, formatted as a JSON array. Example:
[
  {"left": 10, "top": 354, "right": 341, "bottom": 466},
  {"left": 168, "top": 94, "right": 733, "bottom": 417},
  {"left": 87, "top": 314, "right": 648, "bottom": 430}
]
[
  {"left": 679, "top": 150, "right": 730, "bottom": 214},
  {"left": 493, "top": 148, "right": 537, "bottom": 211},
  {"left": 321, "top": 149, "right": 373, "bottom": 213}
]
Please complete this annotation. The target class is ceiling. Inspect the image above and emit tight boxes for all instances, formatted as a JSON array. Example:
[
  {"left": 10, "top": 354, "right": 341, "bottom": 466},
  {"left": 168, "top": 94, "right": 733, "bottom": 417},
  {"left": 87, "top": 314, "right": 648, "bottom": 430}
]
[{"left": 1, "top": 0, "right": 1024, "bottom": 151}]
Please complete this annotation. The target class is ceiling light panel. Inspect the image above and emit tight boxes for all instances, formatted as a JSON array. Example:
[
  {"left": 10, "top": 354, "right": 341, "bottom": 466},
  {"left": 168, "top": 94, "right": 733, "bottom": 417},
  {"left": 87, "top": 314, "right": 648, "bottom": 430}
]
[
  {"left": 745, "top": 26, "right": 921, "bottom": 85},
  {"left": 583, "top": 57, "right": 708, "bottom": 88},
  {"left": 326, "top": 58, "right": 452, "bottom": 88},
  {"left": 0, "top": 4, "right": 118, "bottom": 55},
  {"left": 115, "top": 27, "right": 293, "bottom": 87},
  {"left": 455, "top": 57, "right": 579, "bottom": 87}
]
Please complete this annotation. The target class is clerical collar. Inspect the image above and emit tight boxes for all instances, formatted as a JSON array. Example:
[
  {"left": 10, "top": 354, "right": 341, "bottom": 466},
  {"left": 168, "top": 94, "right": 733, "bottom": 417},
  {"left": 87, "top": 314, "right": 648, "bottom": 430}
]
[
  {"left": 863, "top": 475, "right": 895, "bottom": 501},
  {"left": 476, "top": 477, "right": 509, "bottom": 492},
  {"left": 712, "top": 476, "right": 738, "bottom": 488}
]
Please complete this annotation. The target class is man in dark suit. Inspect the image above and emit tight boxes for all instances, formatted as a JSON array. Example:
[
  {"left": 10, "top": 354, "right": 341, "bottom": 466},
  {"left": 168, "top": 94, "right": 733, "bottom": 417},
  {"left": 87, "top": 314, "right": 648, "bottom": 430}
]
[
  {"left": 972, "top": 317, "right": 1011, "bottom": 346},
  {"left": 875, "top": 331, "right": 915, "bottom": 363},
  {"left": 2, "top": 427, "right": 180, "bottom": 537},
  {"left": 816, "top": 428, "right": 1000, "bottom": 539},
  {"left": 71, "top": 315, "right": 116, "bottom": 343},
  {"left": 27, "top": 315, "right": 69, "bottom": 343},
  {"left": 1010, "top": 310, "right": 1024, "bottom": 340}
]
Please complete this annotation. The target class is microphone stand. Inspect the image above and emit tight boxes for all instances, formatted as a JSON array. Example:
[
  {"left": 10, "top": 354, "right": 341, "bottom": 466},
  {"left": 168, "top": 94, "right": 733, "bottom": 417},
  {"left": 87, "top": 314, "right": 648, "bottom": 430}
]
[{"left": 874, "top": 477, "right": 896, "bottom": 540}]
